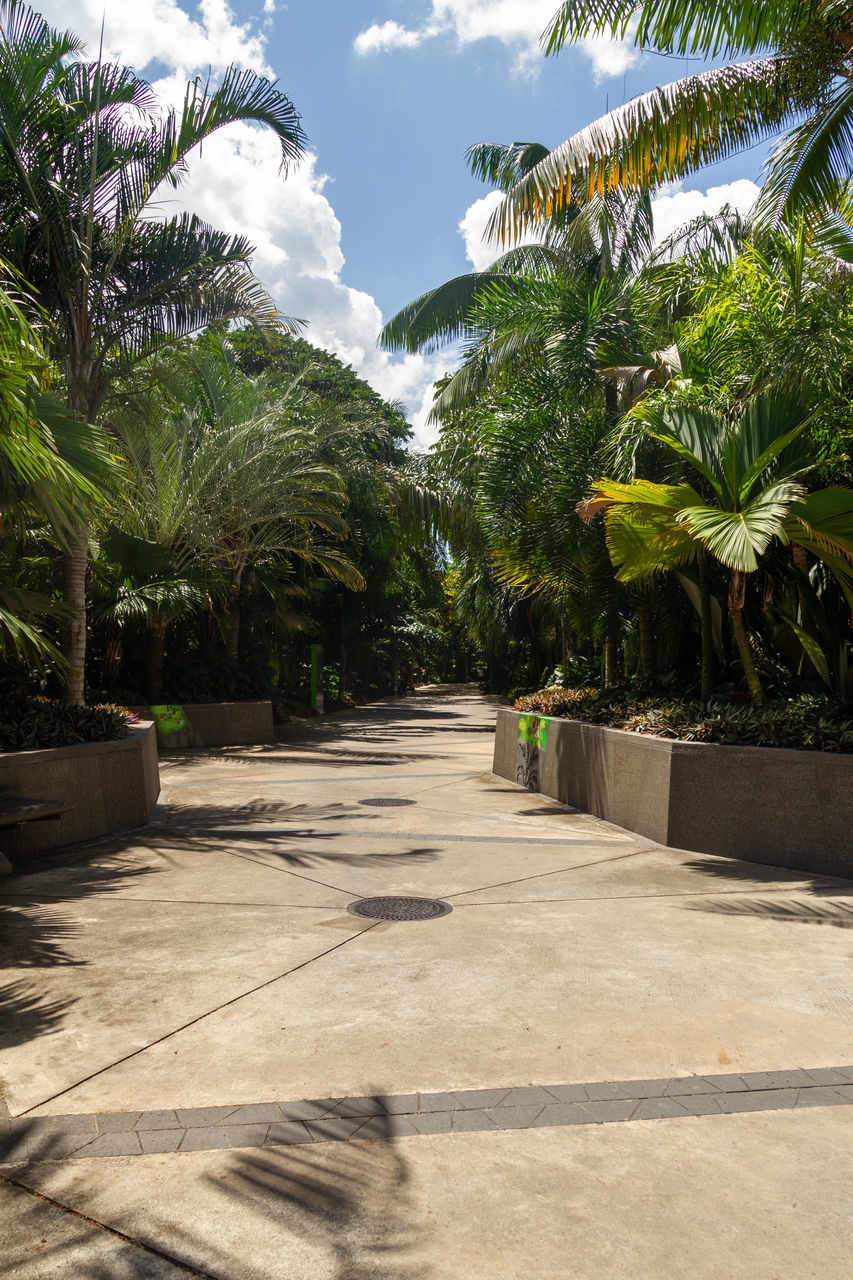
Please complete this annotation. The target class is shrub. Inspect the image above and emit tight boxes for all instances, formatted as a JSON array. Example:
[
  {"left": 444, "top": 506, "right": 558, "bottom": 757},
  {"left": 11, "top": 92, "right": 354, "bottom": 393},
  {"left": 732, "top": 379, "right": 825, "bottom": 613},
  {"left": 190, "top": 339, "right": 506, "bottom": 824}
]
[
  {"left": 513, "top": 688, "right": 853, "bottom": 753},
  {"left": 0, "top": 697, "right": 131, "bottom": 751}
]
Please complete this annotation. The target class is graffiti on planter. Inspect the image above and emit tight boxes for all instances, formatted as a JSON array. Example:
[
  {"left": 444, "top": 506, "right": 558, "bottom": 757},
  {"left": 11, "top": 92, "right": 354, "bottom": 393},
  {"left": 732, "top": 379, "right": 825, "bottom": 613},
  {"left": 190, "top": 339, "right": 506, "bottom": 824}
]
[{"left": 516, "top": 714, "right": 549, "bottom": 790}]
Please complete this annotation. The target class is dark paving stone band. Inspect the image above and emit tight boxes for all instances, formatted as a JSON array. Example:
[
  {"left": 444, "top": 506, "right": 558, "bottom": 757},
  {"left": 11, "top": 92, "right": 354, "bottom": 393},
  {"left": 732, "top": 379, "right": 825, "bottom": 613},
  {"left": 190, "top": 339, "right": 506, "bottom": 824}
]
[{"left": 3, "top": 1066, "right": 852, "bottom": 1165}]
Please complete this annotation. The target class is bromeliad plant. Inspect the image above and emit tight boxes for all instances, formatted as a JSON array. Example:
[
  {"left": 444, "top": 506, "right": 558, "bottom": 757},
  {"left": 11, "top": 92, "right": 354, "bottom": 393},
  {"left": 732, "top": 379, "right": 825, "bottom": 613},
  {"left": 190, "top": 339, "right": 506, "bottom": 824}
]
[{"left": 582, "top": 392, "right": 853, "bottom": 704}]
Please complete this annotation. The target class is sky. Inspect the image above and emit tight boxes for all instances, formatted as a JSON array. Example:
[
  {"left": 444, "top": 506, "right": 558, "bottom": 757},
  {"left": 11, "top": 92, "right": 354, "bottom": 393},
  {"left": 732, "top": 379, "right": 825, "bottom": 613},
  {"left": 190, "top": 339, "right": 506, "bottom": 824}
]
[{"left": 36, "top": 1, "right": 768, "bottom": 443}]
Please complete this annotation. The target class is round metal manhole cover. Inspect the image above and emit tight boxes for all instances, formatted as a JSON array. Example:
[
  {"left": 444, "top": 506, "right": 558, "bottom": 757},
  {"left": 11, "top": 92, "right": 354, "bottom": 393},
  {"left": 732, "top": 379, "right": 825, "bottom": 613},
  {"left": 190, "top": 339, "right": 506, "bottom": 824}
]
[
  {"left": 347, "top": 896, "right": 452, "bottom": 922},
  {"left": 358, "top": 798, "right": 416, "bottom": 807}
]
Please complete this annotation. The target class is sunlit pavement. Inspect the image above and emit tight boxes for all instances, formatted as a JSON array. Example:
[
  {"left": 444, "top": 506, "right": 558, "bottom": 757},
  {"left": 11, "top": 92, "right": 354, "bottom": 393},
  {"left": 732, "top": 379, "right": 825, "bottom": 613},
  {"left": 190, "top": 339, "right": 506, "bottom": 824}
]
[{"left": 2, "top": 686, "right": 852, "bottom": 1278}]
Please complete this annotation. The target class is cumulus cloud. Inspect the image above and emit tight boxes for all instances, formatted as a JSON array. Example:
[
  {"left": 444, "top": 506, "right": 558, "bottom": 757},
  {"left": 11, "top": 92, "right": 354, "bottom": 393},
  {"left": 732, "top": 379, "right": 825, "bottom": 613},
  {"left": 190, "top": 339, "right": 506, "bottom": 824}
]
[
  {"left": 458, "top": 179, "right": 761, "bottom": 267},
  {"left": 651, "top": 179, "right": 760, "bottom": 243},
  {"left": 353, "top": 20, "right": 427, "bottom": 57},
  {"left": 38, "top": 0, "right": 449, "bottom": 445},
  {"left": 38, "top": 0, "right": 271, "bottom": 77},
  {"left": 459, "top": 189, "right": 545, "bottom": 271},
  {"left": 354, "top": 0, "right": 638, "bottom": 78}
]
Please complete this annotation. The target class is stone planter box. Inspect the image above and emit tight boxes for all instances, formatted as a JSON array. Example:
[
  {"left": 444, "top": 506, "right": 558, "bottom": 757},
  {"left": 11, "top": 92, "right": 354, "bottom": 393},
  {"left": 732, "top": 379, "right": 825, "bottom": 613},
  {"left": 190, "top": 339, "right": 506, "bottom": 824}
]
[
  {"left": 493, "top": 709, "right": 853, "bottom": 878},
  {"left": 131, "top": 701, "right": 275, "bottom": 749},
  {"left": 0, "top": 721, "right": 160, "bottom": 860}
]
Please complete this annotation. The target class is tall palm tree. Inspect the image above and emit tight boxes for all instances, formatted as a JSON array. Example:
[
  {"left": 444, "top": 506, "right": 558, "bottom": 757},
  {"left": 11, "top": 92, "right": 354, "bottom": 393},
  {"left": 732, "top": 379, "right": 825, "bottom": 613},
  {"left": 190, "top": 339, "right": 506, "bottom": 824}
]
[
  {"left": 380, "top": 141, "right": 654, "bottom": 423},
  {"left": 490, "top": 0, "right": 853, "bottom": 245},
  {"left": 0, "top": 0, "right": 306, "bottom": 701}
]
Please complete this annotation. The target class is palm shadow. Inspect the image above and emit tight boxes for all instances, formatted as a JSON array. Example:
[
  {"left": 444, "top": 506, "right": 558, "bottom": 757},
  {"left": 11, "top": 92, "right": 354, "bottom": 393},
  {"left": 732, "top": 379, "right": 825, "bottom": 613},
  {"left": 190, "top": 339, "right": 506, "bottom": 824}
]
[
  {"left": 684, "top": 895, "right": 853, "bottom": 928},
  {"left": 679, "top": 856, "right": 853, "bottom": 894},
  {"left": 202, "top": 1108, "right": 430, "bottom": 1280},
  {"left": 152, "top": 826, "right": 443, "bottom": 872},
  {"left": 0, "top": 861, "right": 154, "bottom": 1059},
  {"left": 4, "top": 1101, "right": 431, "bottom": 1280}
]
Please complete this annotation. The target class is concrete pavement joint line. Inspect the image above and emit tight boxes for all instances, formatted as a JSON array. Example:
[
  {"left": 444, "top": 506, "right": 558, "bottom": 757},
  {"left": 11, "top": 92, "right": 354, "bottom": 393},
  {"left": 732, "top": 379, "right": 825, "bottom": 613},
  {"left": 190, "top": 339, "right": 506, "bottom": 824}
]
[
  {"left": 442, "top": 847, "right": 653, "bottom": 900},
  {"left": 157, "top": 771, "right": 474, "bottom": 789},
  {"left": 5, "top": 1069, "right": 853, "bottom": 1165},
  {"left": 15, "top": 923, "right": 381, "bottom": 1118},
  {"left": 452, "top": 886, "right": 827, "bottom": 907},
  {"left": 0, "top": 1173, "right": 223, "bottom": 1278},
  {"left": 211, "top": 847, "right": 361, "bottom": 899}
]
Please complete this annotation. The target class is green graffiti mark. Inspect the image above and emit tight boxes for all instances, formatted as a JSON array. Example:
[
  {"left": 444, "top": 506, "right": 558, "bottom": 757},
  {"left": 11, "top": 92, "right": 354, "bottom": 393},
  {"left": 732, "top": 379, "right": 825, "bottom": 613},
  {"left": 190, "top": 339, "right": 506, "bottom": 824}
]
[
  {"left": 151, "top": 704, "right": 188, "bottom": 736},
  {"left": 518, "top": 714, "right": 549, "bottom": 750}
]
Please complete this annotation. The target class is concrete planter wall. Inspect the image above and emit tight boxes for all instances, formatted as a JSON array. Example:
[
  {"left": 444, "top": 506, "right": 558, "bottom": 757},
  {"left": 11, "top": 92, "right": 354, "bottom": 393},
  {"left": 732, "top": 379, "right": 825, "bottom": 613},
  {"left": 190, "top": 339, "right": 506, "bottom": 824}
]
[
  {"left": 494, "top": 708, "right": 853, "bottom": 878},
  {"left": 0, "top": 721, "right": 160, "bottom": 858},
  {"left": 131, "top": 701, "right": 275, "bottom": 749}
]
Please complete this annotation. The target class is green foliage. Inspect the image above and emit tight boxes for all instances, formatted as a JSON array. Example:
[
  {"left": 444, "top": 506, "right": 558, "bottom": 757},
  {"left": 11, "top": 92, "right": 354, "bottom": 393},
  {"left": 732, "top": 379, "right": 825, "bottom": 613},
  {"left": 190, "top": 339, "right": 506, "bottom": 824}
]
[
  {"left": 0, "top": 695, "right": 130, "bottom": 750},
  {"left": 514, "top": 686, "right": 853, "bottom": 752},
  {"left": 495, "top": 0, "right": 853, "bottom": 240}
]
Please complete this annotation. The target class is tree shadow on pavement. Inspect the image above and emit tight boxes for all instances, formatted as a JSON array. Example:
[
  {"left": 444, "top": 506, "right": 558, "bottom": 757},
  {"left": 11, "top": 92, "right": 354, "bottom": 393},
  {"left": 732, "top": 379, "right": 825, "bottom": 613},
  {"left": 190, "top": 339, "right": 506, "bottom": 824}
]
[
  {"left": 3, "top": 1104, "right": 430, "bottom": 1280},
  {"left": 205, "top": 1113, "right": 430, "bottom": 1280},
  {"left": 152, "top": 826, "right": 443, "bottom": 872},
  {"left": 0, "top": 863, "right": 155, "bottom": 1064},
  {"left": 684, "top": 895, "right": 853, "bottom": 928}
]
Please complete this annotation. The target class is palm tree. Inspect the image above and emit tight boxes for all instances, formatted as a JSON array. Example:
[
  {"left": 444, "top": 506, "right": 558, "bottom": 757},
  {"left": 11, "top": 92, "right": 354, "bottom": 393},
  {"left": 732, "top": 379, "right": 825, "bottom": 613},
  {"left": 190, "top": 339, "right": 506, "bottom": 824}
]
[
  {"left": 380, "top": 140, "right": 654, "bottom": 423},
  {"left": 106, "top": 335, "right": 364, "bottom": 698},
  {"left": 583, "top": 392, "right": 853, "bottom": 703},
  {"left": 0, "top": 0, "right": 306, "bottom": 701},
  {"left": 490, "top": 1, "right": 853, "bottom": 245},
  {"left": 0, "top": 259, "right": 112, "bottom": 668}
]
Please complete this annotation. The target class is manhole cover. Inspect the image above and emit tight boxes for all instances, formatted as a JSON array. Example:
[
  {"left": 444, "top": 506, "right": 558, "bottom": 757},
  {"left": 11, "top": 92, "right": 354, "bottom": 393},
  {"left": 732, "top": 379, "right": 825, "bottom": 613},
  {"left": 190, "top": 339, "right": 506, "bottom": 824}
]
[
  {"left": 347, "top": 896, "right": 452, "bottom": 921},
  {"left": 358, "top": 798, "right": 416, "bottom": 807}
]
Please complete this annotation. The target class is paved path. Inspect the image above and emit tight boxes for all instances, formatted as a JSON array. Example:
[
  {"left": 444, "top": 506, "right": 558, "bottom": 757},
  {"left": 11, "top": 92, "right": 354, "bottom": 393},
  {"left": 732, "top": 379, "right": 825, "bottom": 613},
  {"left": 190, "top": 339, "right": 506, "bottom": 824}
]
[{"left": 2, "top": 687, "right": 852, "bottom": 1277}]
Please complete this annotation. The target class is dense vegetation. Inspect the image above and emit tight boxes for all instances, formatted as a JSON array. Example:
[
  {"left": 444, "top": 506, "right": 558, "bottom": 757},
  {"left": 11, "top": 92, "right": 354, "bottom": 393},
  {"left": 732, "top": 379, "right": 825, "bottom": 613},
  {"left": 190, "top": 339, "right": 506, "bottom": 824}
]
[
  {"left": 0, "top": 2, "right": 458, "bottom": 733},
  {"left": 3, "top": 0, "right": 853, "bottom": 754}
]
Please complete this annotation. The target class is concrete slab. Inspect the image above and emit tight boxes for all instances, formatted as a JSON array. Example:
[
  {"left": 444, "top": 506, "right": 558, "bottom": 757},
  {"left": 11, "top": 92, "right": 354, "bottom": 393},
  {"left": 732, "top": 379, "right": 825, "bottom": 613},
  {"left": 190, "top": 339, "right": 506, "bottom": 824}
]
[
  {"left": 3, "top": 687, "right": 852, "bottom": 1276},
  {"left": 27, "top": 889, "right": 853, "bottom": 1116},
  {"left": 8, "top": 1106, "right": 853, "bottom": 1279},
  {"left": 0, "top": 899, "right": 369, "bottom": 1113}
]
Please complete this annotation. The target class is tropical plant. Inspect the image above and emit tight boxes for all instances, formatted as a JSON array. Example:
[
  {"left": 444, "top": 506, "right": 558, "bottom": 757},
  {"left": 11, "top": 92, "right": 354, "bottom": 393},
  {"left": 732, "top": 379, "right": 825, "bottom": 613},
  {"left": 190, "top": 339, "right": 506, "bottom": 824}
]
[
  {"left": 0, "top": 0, "right": 306, "bottom": 701},
  {"left": 490, "top": 0, "right": 853, "bottom": 244},
  {"left": 104, "top": 335, "right": 365, "bottom": 699},
  {"left": 583, "top": 392, "right": 853, "bottom": 703},
  {"left": 0, "top": 260, "right": 113, "bottom": 668}
]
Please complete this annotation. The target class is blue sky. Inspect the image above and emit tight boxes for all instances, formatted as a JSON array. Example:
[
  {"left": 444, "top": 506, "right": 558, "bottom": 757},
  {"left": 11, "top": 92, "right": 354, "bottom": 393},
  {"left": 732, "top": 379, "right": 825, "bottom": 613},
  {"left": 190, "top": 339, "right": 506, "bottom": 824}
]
[{"left": 40, "top": 1, "right": 768, "bottom": 440}]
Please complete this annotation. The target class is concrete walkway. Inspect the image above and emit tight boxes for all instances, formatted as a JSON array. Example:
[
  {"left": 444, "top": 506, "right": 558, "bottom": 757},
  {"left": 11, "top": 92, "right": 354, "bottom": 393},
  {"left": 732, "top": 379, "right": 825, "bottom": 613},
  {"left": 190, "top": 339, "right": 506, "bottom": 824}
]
[{"left": 2, "top": 686, "right": 852, "bottom": 1278}]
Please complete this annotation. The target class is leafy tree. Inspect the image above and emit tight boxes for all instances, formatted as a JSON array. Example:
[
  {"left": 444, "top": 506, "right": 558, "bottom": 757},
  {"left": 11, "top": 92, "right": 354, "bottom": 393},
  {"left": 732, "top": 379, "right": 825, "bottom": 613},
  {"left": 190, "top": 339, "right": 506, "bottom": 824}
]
[
  {"left": 0, "top": 260, "right": 111, "bottom": 668},
  {"left": 0, "top": 0, "right": 306, "bottom": 701},
  {"left": 104, "top": 335, "right": 363, "bottom": 699}
]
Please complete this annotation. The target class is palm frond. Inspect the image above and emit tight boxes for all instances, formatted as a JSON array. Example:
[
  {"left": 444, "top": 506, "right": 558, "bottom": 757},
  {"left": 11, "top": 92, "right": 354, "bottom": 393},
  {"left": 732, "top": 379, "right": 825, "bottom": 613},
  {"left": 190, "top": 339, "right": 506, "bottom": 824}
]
[{"left": 489, "top": 59, "right": 790, "bottom": 243}]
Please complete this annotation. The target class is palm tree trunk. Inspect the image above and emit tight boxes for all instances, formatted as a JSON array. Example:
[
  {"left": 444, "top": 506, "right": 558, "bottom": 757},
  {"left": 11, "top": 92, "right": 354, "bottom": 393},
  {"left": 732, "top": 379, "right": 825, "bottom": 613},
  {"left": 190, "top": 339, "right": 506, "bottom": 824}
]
[
  {"left": 698, "top": 551, "right": 715, "bottom": 703},
  {"left": 146, "top": 612, "right": 167, "bottom": 703},
  {"left": 103, "top": 624, "right": 123, "bottom": 689},
  {"left": 62, "top": 525, "right": 88, "bottom": 705},
  {"left": 728, "top": 572, "right": 764, "bottom": 706},
  {"left": 636, "top": 596, "right": 655, "bottom": 680},
  {"left": 604, "top": 598, "right": 620, "bottom": 687},
  {"left": 226, "top": 586, "right": 241, "bottom": 660}
]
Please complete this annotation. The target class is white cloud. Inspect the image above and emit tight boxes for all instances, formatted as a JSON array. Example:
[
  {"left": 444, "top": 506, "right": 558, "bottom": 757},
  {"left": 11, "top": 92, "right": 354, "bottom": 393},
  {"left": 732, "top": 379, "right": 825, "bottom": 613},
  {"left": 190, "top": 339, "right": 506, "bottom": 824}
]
[
  {"left": 354, "top": 0, "right": 638, "bottom": 78},
  {"left": 154, "top": 123, "right": 449, "bottom": 446},
  {"left": 354, "top": 20, "right": 427, "bottom": 57},
  {"left": 36, "top": 0, "right": 449, "bottom": 444},
  {"left": 580, "top": 34, "right": 640, "bottom": 83},
  {"left": 459, "top": 189, "right": 545, "bottom": 271},
  {"left": 37, "top": 0, "right": 271, "bottom": 77},
  {"left": 651, "top": 179, "right": 760, "bottom": 243}
]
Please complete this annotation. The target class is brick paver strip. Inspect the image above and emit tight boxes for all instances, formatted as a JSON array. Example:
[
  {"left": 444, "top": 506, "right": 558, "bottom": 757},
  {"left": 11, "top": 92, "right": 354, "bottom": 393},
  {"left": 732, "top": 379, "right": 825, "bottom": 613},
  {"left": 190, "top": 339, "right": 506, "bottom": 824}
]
[{"left": 4, "top": 1065, "right": 853, "bottom": 1165}]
